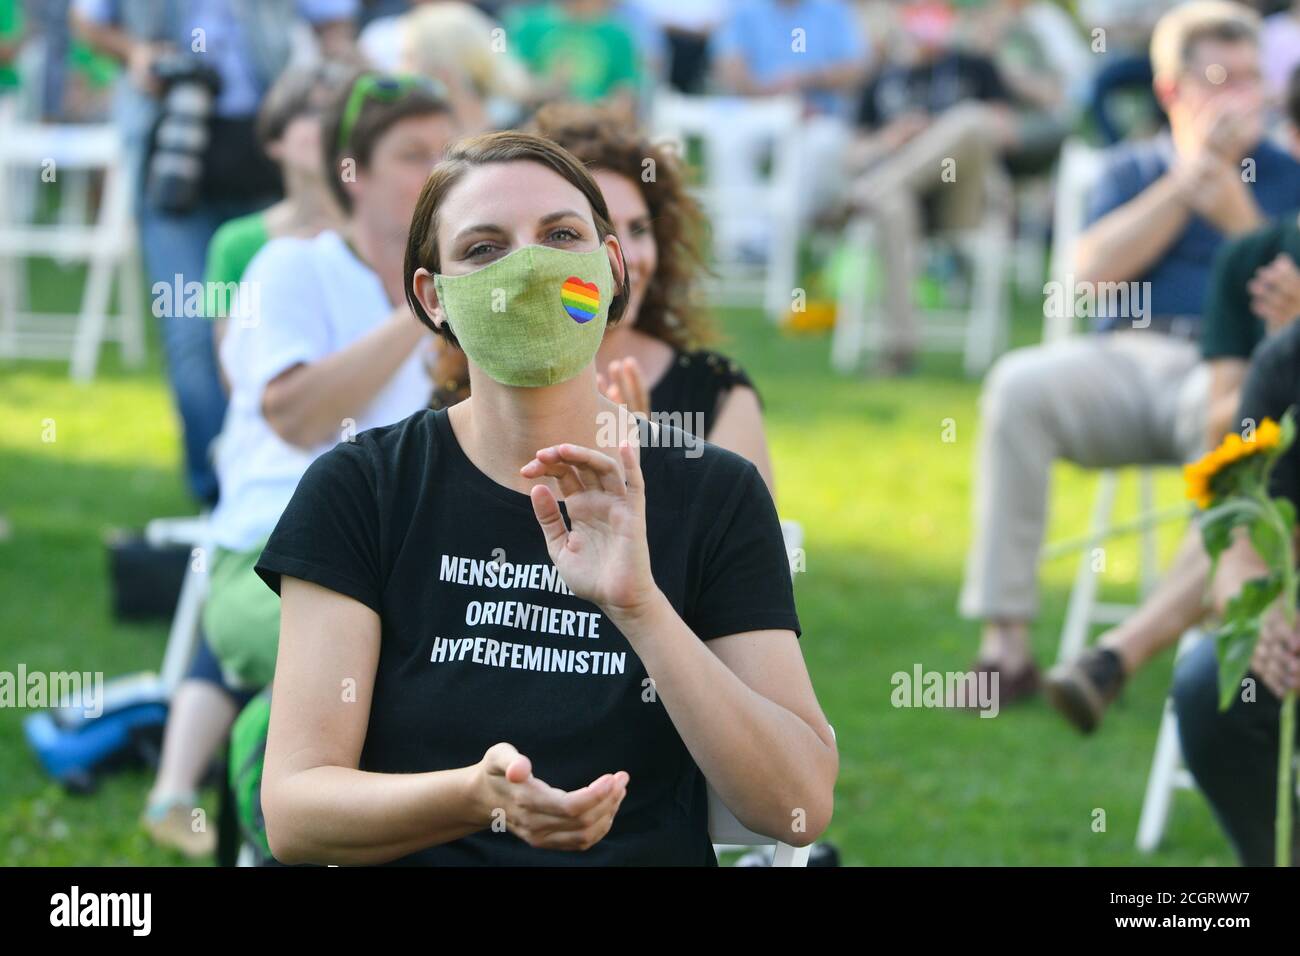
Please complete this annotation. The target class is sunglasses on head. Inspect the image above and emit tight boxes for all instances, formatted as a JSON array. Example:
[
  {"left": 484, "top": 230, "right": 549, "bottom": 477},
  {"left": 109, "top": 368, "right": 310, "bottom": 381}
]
[{"left": 336, "top": 73, "right": 449, "bottom": 152}]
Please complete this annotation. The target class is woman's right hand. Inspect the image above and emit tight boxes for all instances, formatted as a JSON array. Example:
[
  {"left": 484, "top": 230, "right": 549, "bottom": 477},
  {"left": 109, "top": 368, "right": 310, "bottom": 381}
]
[{"left": 474, "top": 742, "right": 629, "bottom": 851}]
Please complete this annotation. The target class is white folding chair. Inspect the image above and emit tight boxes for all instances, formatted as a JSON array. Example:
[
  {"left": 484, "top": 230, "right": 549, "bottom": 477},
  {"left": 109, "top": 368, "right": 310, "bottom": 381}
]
[
  {"left": 649, "top": 92, "right": 804, "bottom": 323},
  {"left": 0, "top": 112, "right": 145, "bottom": 380},
  {"left": 830, "top": 168, "right": 1012, "bottom": 378},
  {"left": 145, "top": 514, "right": 212, "bottom": 697}
]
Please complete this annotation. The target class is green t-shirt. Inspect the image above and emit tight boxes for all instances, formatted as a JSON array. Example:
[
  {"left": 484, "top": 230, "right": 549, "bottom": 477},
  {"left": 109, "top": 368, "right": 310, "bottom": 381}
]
[
  {"left": 204, "top": 212, "right": 271, "bottom": 319},
  {"left": 507, "top": 4, "right": 640, "bottom": 102},
  {"left": 0, "top": 0, "right": 22, "bottom": 91},
  {"left": 1202, "top": 213, "right": 1300, "bottom": 361}
]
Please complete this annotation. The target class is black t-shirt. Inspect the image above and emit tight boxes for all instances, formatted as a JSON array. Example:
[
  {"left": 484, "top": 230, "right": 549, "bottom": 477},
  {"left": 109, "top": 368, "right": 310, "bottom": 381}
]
[
  {"left": 857, "top": 51, "right": 1010, "bottom": 129},
  {"left": 1237, "top": 320, "right": 1300, "bottom": 512},
  {"left": 253, "top": 407, "right": 801, "bottom": 866},
  {"left": 649, "top": 348, "right": 761, "bottom": 440},
  {"left": 1202, "top": 214, "right": 1300, "bottom": 361}
]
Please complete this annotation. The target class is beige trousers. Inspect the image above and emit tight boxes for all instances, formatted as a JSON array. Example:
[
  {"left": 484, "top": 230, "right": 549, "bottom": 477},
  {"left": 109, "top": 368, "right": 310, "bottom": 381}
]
[
  {"left": 959, "top": 331, "right": 1210, "bottom": 621},
  {"left": 849, "top": 101, "right": 1011, "bottom": 354}
]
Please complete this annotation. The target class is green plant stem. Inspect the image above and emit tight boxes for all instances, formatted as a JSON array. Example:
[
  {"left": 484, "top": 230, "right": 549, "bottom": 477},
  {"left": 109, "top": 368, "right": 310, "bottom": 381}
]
[
  {"left": 1258, "top": 486, "right": 1297, "bottom": 866},
  {"left": 1280, "top": 692, "right": 1296, "bottom": 867}
]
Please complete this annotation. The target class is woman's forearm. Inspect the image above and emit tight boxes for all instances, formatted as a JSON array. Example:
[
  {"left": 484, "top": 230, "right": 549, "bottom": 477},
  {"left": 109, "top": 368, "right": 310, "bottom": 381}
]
[
  {"left": 608, "top": 593, "right": 836, "bottom": 845},
  {"left": 264, "top": 763, "right": 485, "bottom": 865},
  {"left": 262, "top": 311, "right": 426, "bottom": 449}
]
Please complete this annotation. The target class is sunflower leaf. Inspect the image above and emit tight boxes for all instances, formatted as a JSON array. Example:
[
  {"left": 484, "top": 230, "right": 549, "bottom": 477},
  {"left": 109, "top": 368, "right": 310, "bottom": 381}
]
[{"left": 1214, "top": 575, "right": 1280, "bottom": 711}]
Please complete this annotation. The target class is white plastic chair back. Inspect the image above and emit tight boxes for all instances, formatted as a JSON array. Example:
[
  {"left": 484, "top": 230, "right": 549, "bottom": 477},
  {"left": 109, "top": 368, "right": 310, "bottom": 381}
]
[
  {"left": 1043, "top": 138, "right": 1106, "bottom": 343},
  {"left": 649, "top": 91, "right": 803, "bottom": 320}
]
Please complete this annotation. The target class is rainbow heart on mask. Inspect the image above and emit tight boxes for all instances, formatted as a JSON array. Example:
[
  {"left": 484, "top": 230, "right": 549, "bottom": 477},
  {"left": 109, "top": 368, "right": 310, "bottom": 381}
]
[{"left": 560, "top": 276, "right": 600, "bottom": 323}]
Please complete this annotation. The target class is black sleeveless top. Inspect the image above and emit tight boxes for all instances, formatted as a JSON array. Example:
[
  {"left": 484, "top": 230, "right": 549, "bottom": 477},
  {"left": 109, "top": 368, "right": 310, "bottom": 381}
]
[
  {"left": 431, "top": 348, "right": 761, "bottom": 441},
  {"left": 649, "top": 349, "right": 760, "bottom": 439}
]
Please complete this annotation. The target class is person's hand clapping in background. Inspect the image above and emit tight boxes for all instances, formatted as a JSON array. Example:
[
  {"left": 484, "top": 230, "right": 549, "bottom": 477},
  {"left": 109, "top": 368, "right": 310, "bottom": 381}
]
[{"left": 1248, "top": 253, "right": 1300, "bottom": 335}]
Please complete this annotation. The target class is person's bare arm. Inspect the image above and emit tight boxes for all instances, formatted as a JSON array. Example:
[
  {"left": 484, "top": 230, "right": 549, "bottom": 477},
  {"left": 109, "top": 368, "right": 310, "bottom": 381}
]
[
  {"left": 521, "top": 441, "right": 836, "bottom": 845},
  {"left": 1211, "top": 529, "right": 1271, "bottom": 615},
  {"left": 708, "top": 386, "right": 776, "bottom": 495},
  {"left": 1074, "top": 171, "right": 1192, "bottom": 284},
  {"left": 261, "top": 578, "right": 487, "bottom": 864},
  {"left": 260, "top": 306, "right": 427, "bottom": 449},
  {"left": 800, "top": 60, "right": 869, "bottom": 94},
  {"left": 263, "top": 578, "right": 629, "bottom": 864},
  {"left": 1205, "top": 357, "right": 1248, "bottom": 448}
]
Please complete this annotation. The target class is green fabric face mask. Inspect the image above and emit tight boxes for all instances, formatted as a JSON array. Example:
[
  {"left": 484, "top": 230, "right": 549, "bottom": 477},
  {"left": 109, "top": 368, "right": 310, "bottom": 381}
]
[{"left": 434, "top": 244, "right": 614, "bottom": 387}]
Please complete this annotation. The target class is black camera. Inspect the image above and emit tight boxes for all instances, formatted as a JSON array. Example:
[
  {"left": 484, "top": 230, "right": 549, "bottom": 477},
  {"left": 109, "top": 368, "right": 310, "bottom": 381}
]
[{"left": 145, "top": 54, "right": 223, "bottom": 213}]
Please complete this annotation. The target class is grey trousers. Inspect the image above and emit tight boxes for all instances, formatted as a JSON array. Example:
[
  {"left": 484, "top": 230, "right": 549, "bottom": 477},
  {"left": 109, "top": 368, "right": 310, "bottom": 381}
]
[{"left": 960, "top": 331, "right": 1209, "bottom": 621}]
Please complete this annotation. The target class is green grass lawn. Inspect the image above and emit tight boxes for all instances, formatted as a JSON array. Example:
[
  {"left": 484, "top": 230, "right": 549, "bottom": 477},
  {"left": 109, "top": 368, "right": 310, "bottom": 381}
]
[{"left": 0, "top": 261, "right": 1236, "bottom": 866}]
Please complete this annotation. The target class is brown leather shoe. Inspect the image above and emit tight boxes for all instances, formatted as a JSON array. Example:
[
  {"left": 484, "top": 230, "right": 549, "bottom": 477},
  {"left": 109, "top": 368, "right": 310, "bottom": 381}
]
[
  {"left": 1044, "top": 646, "right": 1126, "bottom": 735},
  {"left": 960, "top": 659, "right": 1042, "bottom": 711}
]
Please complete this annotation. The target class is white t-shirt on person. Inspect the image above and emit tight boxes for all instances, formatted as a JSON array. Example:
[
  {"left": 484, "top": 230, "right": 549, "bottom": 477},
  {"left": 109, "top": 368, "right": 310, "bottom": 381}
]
[{"left": 210, "top": 229, "right": 431, "bottom": 552}]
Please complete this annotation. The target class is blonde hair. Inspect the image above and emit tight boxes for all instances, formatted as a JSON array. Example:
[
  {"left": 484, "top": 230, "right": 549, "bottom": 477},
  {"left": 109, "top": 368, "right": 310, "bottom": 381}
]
[
  {"left": 1149, "top": 0, "right": 1259, "bottom": 83},
  {"left": 398, "top": 2, "right": 529, "bottom": 102}
]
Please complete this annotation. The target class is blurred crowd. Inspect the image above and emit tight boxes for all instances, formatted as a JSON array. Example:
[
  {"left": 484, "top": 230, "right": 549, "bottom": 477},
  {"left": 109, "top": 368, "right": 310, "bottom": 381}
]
[{"left": 3, "top": 0, "right": 1300, "bottom": 866}]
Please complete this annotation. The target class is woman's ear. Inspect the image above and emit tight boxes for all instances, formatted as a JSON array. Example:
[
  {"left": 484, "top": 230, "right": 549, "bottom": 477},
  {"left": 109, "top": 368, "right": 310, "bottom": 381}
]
[
  {"left": 412, "top": 267, "right": 447, "bottom": 330},
  {"left": 604, "top": 234, "right": 627, "bottom": 296}
]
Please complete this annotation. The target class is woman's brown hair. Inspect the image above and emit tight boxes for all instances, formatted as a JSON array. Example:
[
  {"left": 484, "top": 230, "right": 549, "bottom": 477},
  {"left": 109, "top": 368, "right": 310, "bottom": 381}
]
[
  {"left": 404, "top": 130, "right": 631, "bottom": 346},
  {"left": 527, "top": 101, "right": 714, "bottom": 351}
]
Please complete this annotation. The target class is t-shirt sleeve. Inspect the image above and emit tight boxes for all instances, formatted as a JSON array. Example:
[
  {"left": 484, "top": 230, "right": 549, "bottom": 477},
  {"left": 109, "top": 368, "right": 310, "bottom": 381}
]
[
  {"left": 1236, "top": 326, "right": 1300, "bottom": 510},
  {"left": 1083, "top": 149, "right": 1143, "bottom": 227},
  {"left": 203, "top": 221, "right": 246, "bottom": 320},
  {"left": 220, "top": 238, "right": 333, "bottom": 395},
  {"left": 1201, "top": 231, "right": 1267, "bottom": 360},
  {"left": 254, "top": 440, "right": 385, "bottom": 613},
  {"left": 688, "top": 460, "right": 802, "bottom": 641}
]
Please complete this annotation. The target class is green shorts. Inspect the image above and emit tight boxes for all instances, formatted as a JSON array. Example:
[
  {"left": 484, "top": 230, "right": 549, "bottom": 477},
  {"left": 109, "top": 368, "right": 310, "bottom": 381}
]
[{"left": 202, "top": 541, "right": 280, "bottom": 692}]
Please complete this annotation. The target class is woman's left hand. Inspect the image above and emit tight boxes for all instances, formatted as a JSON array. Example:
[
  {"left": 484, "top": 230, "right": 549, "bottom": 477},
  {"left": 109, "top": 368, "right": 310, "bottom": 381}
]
[{"left": 521, "top": 437, "right": 658, "bottom": 618}]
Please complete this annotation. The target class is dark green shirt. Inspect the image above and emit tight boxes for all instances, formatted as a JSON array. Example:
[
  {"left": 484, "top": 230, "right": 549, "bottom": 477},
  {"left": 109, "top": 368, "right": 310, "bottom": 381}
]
[{"left": 1201, "top": 213, "right": 1300, "bottom": 361}]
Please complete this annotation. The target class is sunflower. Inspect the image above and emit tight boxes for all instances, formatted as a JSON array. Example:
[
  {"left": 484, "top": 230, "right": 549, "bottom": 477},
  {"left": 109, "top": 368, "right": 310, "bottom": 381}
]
[{"left": 1184, "top": 418, "right": 1282, "bottom": 509}]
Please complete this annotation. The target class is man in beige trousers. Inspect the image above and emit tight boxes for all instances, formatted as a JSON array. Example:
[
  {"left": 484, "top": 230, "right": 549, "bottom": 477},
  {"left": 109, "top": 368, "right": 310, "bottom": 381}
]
[{"left": 959, "top": 1, "right": 1300, "bottom": 704}]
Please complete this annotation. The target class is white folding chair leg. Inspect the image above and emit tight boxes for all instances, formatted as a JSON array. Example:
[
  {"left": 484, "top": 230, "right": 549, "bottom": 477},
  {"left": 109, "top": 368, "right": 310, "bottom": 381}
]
[
  {"left": 1137, "top": 467, "right": 1158, "bottom": 599},
  {"left": 772, "top": 842, "right": 812, "bottom": 867},
  {"left": 1057, "top": 470, "right": 1119, "bottom": 664},
  {"left": 830, "top": 217, "right": 874, "bottom": 374},
  {"left": 158, "top": 547, "right": 210, "bottom": 695},
  {"left": 1136, "top": 698, "right": 1186, "bottom": 852},
  {"left": 962, "top": 216, "right": 1010, "bottom": 377},
  {"left": 116, "top": 246, "right": 146, "bottom": 367},
  {"left": 1135, "top": 629, "right": 1202, "bottom": 852}
]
